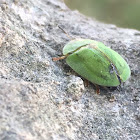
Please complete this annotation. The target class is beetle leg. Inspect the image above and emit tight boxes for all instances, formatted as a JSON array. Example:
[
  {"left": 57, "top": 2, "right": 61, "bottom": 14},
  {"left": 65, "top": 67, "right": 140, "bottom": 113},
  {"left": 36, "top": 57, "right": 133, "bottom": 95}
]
[
  {"left": 94, "top": 84, "right": 100, "bottom": 94},
  {"left": 52, "top": 54, "right": 68, "bottom": 61},
  {"left": 84, "top": 79, "right": 89, "bottom": 87}
]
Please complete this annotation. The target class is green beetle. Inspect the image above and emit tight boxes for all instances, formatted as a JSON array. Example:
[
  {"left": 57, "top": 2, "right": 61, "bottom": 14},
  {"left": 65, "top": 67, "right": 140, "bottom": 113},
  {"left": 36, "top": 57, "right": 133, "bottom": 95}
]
[{"left": 53, "top": 39, "right": 131, "bottom": 87}]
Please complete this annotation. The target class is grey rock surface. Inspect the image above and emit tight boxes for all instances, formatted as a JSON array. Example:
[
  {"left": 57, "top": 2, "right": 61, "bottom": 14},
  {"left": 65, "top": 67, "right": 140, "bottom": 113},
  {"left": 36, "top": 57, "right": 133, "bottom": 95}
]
[{"left": 0, "top": 0, "right": 140, "bottom": 140}]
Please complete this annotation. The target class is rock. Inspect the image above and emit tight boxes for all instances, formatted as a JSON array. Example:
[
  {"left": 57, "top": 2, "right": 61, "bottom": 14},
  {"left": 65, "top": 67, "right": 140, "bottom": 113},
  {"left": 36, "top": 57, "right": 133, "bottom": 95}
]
[
  {"left": 0, "top": 0, "right": 139, "bottom": 139},
  {"left": 67, "top": 75, "right": 85, "bottom": 100}
]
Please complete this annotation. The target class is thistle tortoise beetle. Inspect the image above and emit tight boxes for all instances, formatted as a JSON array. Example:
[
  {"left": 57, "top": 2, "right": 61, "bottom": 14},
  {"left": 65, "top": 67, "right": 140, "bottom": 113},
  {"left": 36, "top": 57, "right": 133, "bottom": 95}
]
[{"left": 53, "top": 38, "right": 131, "bottom": 89}]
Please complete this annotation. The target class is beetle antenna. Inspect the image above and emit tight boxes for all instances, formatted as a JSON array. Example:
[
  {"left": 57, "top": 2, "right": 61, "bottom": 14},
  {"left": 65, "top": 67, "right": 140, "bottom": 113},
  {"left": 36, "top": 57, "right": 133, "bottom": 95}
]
[{"left": 58, "top": 25, "right": 73, "bottom": 40}]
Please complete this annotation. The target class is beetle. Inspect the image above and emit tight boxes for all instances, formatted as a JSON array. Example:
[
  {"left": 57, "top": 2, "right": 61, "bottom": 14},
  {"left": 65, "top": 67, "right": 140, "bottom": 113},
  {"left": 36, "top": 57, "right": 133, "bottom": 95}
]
[{"left": 53, "top": 35, "right": 131, "bottom": 92}]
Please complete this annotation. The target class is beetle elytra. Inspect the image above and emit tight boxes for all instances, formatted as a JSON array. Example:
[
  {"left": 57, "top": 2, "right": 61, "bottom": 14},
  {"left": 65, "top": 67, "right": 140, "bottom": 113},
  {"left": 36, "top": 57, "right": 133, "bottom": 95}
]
[{"left": 53, "top": 38, "right": 131, "bottom": 88}]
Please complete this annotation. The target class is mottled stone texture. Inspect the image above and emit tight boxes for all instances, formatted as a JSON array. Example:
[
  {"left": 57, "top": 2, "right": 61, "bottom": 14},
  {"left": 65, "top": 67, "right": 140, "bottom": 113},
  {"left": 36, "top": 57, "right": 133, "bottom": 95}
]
[{"left": 0, "top": 0, "right": 139, "bottom": 140}]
